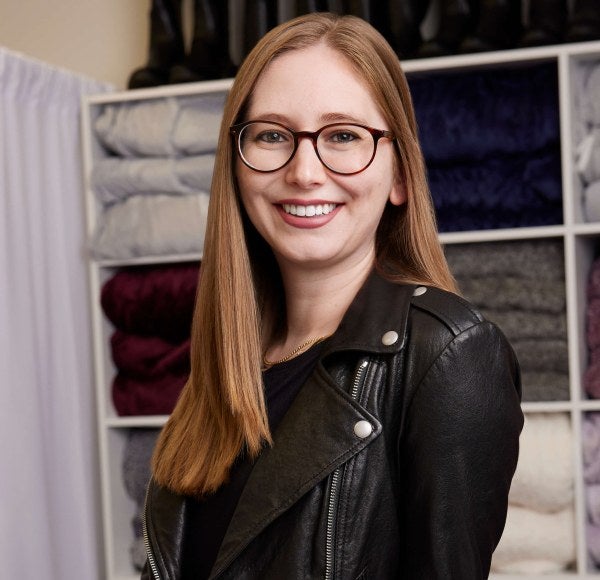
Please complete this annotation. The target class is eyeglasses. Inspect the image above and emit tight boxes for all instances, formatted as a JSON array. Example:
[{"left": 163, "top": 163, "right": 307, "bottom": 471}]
[{"left": 230, "top": 120, "right": 395, "bottom": 175}]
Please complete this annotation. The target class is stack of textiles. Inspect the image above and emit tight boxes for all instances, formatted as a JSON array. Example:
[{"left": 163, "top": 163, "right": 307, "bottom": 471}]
[
  {"left": 574, "top": 62, "right": 600, "bottom": 222},
  {"left": 101, "top": 262, "right": 199, "bottom": 415},
  {"left": 408, "top": 63, "right": 562, "bottom": 232},
  {"left": 122, "top": 428, "right": 160, "bottom": 571},
  {"left": 583, "top": 412, "right": 600, "bottom": 567},
  {"left": 90, "top": 92, "right": 226, "bottom": 259},
  {"left": 585, "top": 256, "right": 600, "bottom": 398},
  {"left": 491, "top": 413, "right": 575, "bottom": 573},
  {"left": 445, "top": 239, "right": 569, "bottom": 401}
]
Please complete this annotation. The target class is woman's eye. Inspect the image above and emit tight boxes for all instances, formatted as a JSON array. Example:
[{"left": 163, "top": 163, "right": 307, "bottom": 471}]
[
  {"left": 258, "top": 131, "right": 286, "bottom": 143},
  {"left": 330, "top": 131, "right": 357, "bottom": 143}
]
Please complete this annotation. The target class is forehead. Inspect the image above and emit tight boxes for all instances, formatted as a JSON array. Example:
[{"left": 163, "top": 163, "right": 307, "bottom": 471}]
[{"left": 246, "top": 44, "right": 386, "bottom": 127}]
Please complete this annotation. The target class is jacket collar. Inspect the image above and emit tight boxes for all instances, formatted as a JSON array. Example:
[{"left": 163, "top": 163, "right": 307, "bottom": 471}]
[
  {"left": 325, "top": 269, "right": 414, "bottom": 355},
  {"left": 210, "top": 272, "right": 416, "bottom": 578}
]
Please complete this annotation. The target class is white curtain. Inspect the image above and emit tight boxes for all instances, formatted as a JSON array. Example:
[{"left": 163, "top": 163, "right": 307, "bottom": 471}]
[{"left": 0, "top": 48, "right": 111, "bottom": 579}]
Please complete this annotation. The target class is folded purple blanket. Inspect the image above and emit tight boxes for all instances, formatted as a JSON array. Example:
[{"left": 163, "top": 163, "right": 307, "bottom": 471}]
[{"left": 101, "top": 262, "right": 199, "bottom": 341}]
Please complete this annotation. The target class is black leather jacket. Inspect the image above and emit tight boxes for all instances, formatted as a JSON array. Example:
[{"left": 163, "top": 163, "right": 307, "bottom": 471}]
[{"left": 142, "top": 273, "right": 523, "bottom": 579}]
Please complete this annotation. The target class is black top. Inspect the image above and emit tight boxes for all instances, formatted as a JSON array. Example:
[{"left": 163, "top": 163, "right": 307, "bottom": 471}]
[{"left": 180, "top": 342, "right": 326, "bottom": 579}]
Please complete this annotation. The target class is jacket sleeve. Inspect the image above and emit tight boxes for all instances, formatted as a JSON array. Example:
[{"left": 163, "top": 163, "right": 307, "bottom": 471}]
[{"left": 398, "top": 320, "right": 523, "bottom": 578}]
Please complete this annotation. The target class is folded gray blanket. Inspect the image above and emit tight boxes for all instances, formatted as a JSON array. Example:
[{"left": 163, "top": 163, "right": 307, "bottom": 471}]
[
  {"left": 458, "top": 276, "right": 566, "bottom": 314},
  {"left": 520, "top": 371, "right": 570, "bottom": 402},
  {"left": 481, "top": 309, "right": 566, "bottom": 342},
  {"left": 576, "top": 128, "right": 600, "bottom": 185},
  {"left": 582, "top": 63, "right": 600, "bottom": 128},
  {"left": 445, "top": 240, "right": 564, "bottom": 281},
  {"left": 584, "top": 180, "right": 600, "bottom": 223},
  {"left": 94, "top": 92, "right": 226, "bottom": 157},
  {"left": 91, "top": 154, "right": 215, "bottom": 203},
  {"left": 91, "top": 192, "right": 210, "bottom": 259},
  {"left": 511, "top": 338, "right": 569, "bottom": 374}
]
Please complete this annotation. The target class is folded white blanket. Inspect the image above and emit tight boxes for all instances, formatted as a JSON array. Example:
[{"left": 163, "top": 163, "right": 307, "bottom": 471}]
[
  {"left": 509, "top": 413, "right": 573, "bottom": 512},
  {"left": 491, "top": 504, "right": 575, "bottom": 573},
  {"left": 91, "top": 154, "right": 215, "bottom": 203},
  {"left": 584, "top": 180, "right": 600, "bottom": 223},
  {"left": 94, "top": 98, "right": 179, "bottom": 157},
  {"left": 94, "top": 92, "right": 226, "bottom": 157},
  {"left": 582, "top": 63, "right": 600, "bottom": 128},
  {"left": 172, "top": 93, "right": 226, "bottom": 155},
  {"left": 91, "top": 192, "right": 210, "bottom": 260}
]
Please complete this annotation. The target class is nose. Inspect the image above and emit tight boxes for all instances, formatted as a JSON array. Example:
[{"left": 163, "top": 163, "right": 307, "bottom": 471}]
[{"left": 284, "top": 136, "right": 327, "bottom": 187}]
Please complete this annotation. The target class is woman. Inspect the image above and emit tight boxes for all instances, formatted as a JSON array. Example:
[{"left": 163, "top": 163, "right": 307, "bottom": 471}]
[{"left": 142, "top": 12, "right": 523, "bottom": 580}]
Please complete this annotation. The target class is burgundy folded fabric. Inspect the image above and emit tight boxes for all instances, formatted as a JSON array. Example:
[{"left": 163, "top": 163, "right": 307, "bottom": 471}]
[
  {"left": 589, "top": 258, "right": 600, "bottom": 301},
  {"left": 101, "top": 262, "right": 200, "bottom": 341},
  {"left": 110, "top": 330, "right": 190, "bottom": 378},
  {"left": 588, "top": 298, "right": 600, "bottom": 351},
  {"left": 112, "top": 370, "right": 188, "bottom": 416}
]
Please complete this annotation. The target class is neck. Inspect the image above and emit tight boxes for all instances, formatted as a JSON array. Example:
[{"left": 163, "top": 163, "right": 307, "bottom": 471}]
[{"left": 268, "top": 251, "right": 375, "bottom": 358}]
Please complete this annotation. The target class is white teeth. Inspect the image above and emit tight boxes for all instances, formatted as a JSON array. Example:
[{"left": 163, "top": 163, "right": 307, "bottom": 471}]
[{"left": 282, "top": 203, "right": 337, "bottom": 217}]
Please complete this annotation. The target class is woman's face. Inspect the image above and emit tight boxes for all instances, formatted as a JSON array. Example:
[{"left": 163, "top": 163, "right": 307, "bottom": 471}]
[{"left": 235, "top": 43, "right": 405, "bottom": 273}]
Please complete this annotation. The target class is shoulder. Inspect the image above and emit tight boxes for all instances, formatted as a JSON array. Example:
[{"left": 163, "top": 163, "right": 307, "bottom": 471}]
[{"left": 409, "top": 285, "right": 484, "bottom": 338}]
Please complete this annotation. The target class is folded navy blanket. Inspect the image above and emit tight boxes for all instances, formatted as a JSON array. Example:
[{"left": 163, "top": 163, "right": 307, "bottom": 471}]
[
  {"left": 409, "top": 62, "right": 559, "bottom": 164},
  {"left": 101, "top": 262, "right": 199, "bottom": 342},
  {"left": 428, "top": 149, "right": 563, "bottom": 232}
]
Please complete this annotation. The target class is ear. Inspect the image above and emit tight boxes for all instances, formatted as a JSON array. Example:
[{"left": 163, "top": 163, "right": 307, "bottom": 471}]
[{"left": 389, "top": 179, "right": 406, "bottom": 207}]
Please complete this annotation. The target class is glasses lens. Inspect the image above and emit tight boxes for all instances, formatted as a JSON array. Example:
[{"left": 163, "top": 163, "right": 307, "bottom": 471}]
[
  {"left": 238, "top": 122, "right": 295, "bottom": 172},
  {"left": 317, "top": 124, "right": 375, "bottom": 174}
]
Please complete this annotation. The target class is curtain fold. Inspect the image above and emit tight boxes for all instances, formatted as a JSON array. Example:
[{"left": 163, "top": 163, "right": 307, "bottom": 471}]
[{"left": 0, "top": 47, "right": 111, "bottom": 580}]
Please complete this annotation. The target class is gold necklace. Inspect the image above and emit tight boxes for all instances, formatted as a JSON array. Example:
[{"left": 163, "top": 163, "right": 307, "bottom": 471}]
[{"left": 263, "top": 335, "right": 330, "bottom": 368}]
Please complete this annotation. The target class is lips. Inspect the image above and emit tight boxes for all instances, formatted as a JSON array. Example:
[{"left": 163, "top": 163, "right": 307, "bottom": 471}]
[{"left": 282, "top": 203, "right": 337, "bottom": 217}]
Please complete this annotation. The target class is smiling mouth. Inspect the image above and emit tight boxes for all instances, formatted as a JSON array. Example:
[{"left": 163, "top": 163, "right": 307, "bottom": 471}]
[{"left": 282, "top": 203, "right": 337, "bottom": 217}]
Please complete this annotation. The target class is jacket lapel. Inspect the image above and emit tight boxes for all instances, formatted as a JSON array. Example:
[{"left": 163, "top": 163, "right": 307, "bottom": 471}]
[{"left": 209, "top": 366, "right": 381, "bottom": 578}]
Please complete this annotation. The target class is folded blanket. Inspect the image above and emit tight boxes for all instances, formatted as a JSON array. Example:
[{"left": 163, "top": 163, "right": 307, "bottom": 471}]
[
  {"left": 91, "top": 192, "right": 210, "bottom": 260},
  {"left": 588, "top": 521, "right": 600, "bottom": 566},
  {"left": 576, "top": 129, "right": 600, "bottom": 185},
  {"left": 91, "top": 154, "right": 215, "bottom": 203},
  {"left": 122, "top": 428, "right": 161, "bottom": 571},
  {"left": 445, "top": 240, "right": 564, "bottom": 282},
  {"left": 457, "top": 276, "right": 566, "bottom": 314},
  {"left": 587, "top": 484, "right": 600, "bottom": 526},
  {"left": 584, "top": 180, "right": 600, "bottom": 223},
  {"left": 94, "top": 97, "right": 179, "bottom": 157},
  {"left": 509, "top": 413, "right": 573, "bottom": 513},
  {"left": 409, "top": 63, "right": 559, "bottom": 164},
  {"left": 113, "top": 369, "right": 188, "bottom": 415},
  {"left": 520, "top": 371, "right": 570, "bottom": 402},
  {"left": 172, "top": 92, "right": 226, "bottom": 155},
  {"left": 511, "top": 338, "right": 569, "bottom": 374},
  {"left": 584, "top": 352, "right": 600, "bottom": 399},
  {"left": 583, "top": 413, "right": 600, "bottom": 484},
  {"left": 101, "top": 262, "right": 199, "bottom": 341},
  {"left": 481, "top": 309, "right": 566, "bottom": 342},
  {"left": 587, "top": 298, "right": 600, "bottom": 350},
  {"left": 490, "top": 504, "right": 575, "bottom": 573},
  {"left": 589, "top": 257, "right": 600, "bottom": 300},
  {"left": 581, "top": 63, "right": 600, "bottom": 127},
  {"left": 111, "top": 331, "right": 191, "bottom": 378}
]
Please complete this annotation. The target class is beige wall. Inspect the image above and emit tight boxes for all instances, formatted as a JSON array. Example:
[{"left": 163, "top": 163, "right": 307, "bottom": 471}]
[{"left": 0, "top": 0, "right": 151, "bottom": 89}]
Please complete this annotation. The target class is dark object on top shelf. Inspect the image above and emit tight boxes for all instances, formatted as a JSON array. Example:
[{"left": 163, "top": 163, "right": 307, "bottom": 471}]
[
  {"left": 242, "top": 0, "right": 278, "bottom": 60},
  {"left": 377, "top": 0, "right": 432, "bottom": 59},
  {"left": 129, "top": 0, "right": 236, "bottom": 90},
  {"left": 520, "top": 0, "right": 568, "bottom": 47},
  {"left": 128, "top": 0, "right": 185, "bottom": 89},
  {"left": 565, "top": 0, "right": 600, "bottom": 43}
]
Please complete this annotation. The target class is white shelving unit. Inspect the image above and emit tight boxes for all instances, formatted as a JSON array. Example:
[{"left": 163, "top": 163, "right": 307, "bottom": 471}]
[{"left": 82, "top": 41, "right": 600, "bottom": 579}]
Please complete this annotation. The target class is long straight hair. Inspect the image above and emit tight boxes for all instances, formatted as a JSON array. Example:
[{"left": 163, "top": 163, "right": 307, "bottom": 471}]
[{"left": 152, "top": 12, "right": 457, "bottom": 496}]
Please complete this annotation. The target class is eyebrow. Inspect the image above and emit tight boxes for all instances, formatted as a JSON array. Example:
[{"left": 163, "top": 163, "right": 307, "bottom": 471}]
[{"left": 249, "top": 111, "right": 368, "bottom": 126}]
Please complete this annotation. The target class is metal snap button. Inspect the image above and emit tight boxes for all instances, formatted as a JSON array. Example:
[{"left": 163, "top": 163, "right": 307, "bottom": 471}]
[
  {"left": 413, "top": 286, "right": 427, "bottom": 296},
  {"left": 354, "top": 420, "right": 373, "bottom": 438},
  {"left": 381, "top": 330, "right": 399, "bottom": 346}
]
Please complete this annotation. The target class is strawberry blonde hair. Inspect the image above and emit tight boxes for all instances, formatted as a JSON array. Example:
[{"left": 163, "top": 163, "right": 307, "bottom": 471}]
[{"left": 152, "top": 12, "right": 456, "bottom": 495}]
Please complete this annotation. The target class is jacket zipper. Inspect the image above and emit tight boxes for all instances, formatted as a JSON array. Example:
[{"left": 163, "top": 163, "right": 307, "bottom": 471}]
[
  {"left": 142, "top": 492, "right": 162, "bottom": 580},
  {"left": 324, "top": 359, "right": 369, "bottom": 580}
]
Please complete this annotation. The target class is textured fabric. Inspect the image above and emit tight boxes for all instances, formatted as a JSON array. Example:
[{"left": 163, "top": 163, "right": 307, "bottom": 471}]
[
  {"left": 91, "top": 154, "right": 215, "bottom": 203},
  {"left": 91, "top": 192, "right": 210, "bottom": 259},
  {"left": 101, "top": 262, "right": 199, "bottom": 341},
  {"left": 584, "top": 180, "right": 600, "bottom": 223},
  {"left": 509, "top": 413, "right": 573, "bottom": 513},
  {"left": 491, "top": 505, "right": 575, "bottom": 574}
]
